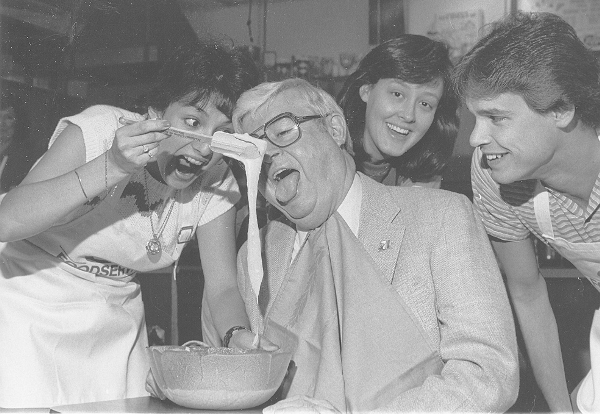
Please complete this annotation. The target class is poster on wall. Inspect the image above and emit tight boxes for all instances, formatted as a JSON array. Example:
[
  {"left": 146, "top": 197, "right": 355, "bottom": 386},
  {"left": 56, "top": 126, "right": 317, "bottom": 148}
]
[
  {"left": 518, "top": 0, "right": 600, "bottom": 50},
  {"left": 426, "top": 9, "right": 484, "bottom": 64}
]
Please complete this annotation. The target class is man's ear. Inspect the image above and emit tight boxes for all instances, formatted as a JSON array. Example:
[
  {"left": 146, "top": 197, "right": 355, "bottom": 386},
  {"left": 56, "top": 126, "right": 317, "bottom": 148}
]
[
  {"left": 329, "top": 113, "right": 348, "bottom": 147},
  {"left": 553, "top": 104, "right": 576, "bottom": 128},
  {"left": 148, "top": 107, "right": 163, "bottom": 120},
  {"left": 359, "top": 84, "right": 372, "bottom": 103}
]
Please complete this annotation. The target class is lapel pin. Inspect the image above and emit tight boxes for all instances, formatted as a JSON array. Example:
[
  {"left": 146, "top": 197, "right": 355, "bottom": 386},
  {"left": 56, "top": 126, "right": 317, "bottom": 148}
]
[{"left": 379, "top": 240, "right": 391, "bottom": 251}]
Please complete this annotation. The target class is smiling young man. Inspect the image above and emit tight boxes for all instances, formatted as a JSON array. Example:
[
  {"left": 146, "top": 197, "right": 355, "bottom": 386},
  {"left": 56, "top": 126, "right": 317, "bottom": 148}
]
[
  {"left": 453, "top": 12, "right": 600, "bottom": 413},
  {"left": 231, "top": 78, "right": 518, "bottom": 413}
]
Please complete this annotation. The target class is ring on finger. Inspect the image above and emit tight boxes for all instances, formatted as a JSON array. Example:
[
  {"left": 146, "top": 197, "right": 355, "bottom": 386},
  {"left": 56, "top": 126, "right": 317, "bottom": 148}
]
[{"left": 143, "top": 145, "right": 149, "bottom": 153}]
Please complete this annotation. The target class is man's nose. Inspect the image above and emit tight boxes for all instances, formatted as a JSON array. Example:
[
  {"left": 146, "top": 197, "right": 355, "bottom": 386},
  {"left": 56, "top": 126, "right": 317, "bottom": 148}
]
[
  {"left": 262, "top": 141, "right": 282, "bottom": 166},
  {"left": 262, "top": 153, "right": 273, "bottom": 164},
  {"left": 469, "top": 123, "right": 491, "bottom": 148}
]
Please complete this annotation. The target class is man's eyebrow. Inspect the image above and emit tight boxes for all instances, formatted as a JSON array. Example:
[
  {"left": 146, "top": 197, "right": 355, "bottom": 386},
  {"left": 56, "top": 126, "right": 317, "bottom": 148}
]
[{"left": 475, "top": 107, "right": 512, "bottom": 116}]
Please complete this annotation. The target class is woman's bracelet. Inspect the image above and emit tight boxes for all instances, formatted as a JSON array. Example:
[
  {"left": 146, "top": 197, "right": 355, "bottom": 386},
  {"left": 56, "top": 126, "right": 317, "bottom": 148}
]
[
  {"left": 74, "top": 169, "right": 89, "bottom": 200},
  {"left": 223, "top": 326, "right": 248, "bottom": 348}
]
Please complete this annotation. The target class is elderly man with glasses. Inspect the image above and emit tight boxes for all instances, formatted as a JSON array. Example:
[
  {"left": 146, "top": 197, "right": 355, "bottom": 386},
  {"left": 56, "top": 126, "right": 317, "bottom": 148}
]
[{"left": 232, "top": 78, "right": 519, "bottom": 413}]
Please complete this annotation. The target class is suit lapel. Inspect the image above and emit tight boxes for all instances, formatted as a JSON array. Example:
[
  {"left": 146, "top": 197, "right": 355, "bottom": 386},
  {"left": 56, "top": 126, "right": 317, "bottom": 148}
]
[{"left": 357, "top": 173, "right": 405, "bottom": 284}]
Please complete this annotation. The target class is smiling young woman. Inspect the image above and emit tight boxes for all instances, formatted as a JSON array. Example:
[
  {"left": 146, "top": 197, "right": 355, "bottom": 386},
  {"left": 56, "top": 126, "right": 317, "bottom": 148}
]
[{"left": 337, "top": 35, "right": 459, "bottom": 188}]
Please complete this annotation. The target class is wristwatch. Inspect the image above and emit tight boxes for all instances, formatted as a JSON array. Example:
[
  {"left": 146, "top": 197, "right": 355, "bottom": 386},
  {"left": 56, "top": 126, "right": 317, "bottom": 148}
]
[{"left": 223, "top": 326, "right": 248, "bottom": 348}]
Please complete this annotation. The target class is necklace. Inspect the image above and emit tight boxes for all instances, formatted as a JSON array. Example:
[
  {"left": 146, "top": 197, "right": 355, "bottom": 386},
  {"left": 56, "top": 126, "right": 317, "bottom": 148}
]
[{"left": 143, "top": 169, "right": 176, "bottom": 255}]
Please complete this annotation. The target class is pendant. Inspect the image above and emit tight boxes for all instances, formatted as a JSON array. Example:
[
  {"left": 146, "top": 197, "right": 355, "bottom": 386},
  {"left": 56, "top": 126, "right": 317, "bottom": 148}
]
[{"left": 146, "top": 238, "right": 162, "bottom": 255}]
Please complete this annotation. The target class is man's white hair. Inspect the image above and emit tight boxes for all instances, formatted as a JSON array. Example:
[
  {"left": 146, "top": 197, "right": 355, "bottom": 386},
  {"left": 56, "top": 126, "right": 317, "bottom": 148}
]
[{"left": 232, "top": 78, "right": 351, "bottom": 150}]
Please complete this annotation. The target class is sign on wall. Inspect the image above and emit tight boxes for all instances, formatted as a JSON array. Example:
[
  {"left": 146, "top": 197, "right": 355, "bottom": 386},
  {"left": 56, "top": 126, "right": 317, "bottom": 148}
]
[
  {"left": 426, "top": 9, "right": 485, "bottom": 64},
  {"left": 518, "top": 0, "right": 600, "bottom": 50}
]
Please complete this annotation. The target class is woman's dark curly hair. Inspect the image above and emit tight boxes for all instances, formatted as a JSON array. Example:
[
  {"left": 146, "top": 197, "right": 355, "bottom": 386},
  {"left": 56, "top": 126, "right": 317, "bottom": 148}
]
[
  {"left": 146, "top": 40, "right": 261, "bottom": 118},
  {"left": 337, "top": 35, "right": 459, "bottom": 182}
]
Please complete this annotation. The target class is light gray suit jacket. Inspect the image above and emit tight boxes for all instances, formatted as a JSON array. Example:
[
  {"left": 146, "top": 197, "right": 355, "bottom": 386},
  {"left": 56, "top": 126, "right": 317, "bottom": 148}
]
[{"left": 239, "top": 173, "right": 519, "bottom": 412}]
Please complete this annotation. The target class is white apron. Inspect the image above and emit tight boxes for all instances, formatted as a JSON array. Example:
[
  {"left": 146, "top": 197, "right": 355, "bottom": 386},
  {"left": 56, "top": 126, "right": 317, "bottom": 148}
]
[
  {"left": 533, "top": 183, "right": 600, "bottom": 413},
  {"left": 0, "top": 174, "right": 206, "bottom": 409},
  {"left": 0, "top": 240, "right": 149, "bottom": 409}
]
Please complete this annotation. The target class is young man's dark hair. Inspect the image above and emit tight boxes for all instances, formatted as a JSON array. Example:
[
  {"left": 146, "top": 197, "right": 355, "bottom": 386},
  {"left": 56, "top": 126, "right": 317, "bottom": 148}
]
[{"left": 453, "top": 11, "right": 600, "bottom": 128}]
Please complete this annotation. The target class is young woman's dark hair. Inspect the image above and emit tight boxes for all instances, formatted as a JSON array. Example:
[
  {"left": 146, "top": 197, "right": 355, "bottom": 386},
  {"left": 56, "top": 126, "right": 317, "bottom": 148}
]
[
  {"left": 146, "top": 40, "right": 261, "bottom": 118},
  {"left": 338, "top": 35, "right": 459, "bottom": 183}
]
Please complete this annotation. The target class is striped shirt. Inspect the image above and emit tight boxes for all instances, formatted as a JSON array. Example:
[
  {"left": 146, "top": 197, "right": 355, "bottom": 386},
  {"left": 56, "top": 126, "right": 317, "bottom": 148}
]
[{"left": 471, "top": 147, "right": 600, "bottom": 244}]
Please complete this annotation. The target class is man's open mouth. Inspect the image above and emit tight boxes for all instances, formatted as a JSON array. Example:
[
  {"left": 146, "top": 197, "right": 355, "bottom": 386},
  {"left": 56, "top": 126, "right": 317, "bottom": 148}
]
[{"left": 271, "top": 167, "right": 300, "bottom": 205}]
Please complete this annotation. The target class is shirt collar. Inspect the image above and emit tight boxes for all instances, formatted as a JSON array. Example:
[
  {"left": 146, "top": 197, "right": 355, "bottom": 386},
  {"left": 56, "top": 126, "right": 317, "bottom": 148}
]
[
  {"left": 336, "top": 173, "right": 362, "bottom": 237},
  {"left": 293, "top": 173, "right": 362, "bottom": 260},
  {"left": 298, "top": 172, "right": 362, "bottom": 238}
]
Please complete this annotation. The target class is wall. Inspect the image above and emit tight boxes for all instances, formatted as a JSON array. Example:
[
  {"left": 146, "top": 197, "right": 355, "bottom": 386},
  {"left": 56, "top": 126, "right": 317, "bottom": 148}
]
[
  {"left": 185, "top": 0, "right": 371, "bottom": 65},
  {"left": 406, "top": 0, "right": 509, "bottom": 35}
]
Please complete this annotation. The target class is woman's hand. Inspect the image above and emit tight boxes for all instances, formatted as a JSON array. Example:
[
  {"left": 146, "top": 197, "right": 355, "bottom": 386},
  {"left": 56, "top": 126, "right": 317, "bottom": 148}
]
[
  {"left": 263, "top": 395, "right": 341, "bottom": 413},
  {"left": 110, "top": 118, "right": 170, "bottom": 176},
  {"left": 228, "top": 329, "right": 279, "bottom": 352}
]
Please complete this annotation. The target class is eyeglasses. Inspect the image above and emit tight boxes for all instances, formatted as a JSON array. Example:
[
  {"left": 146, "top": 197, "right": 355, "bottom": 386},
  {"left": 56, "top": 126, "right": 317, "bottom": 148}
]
[{"left": 249, "top": 112, "right": 327, "bottom": 148}]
